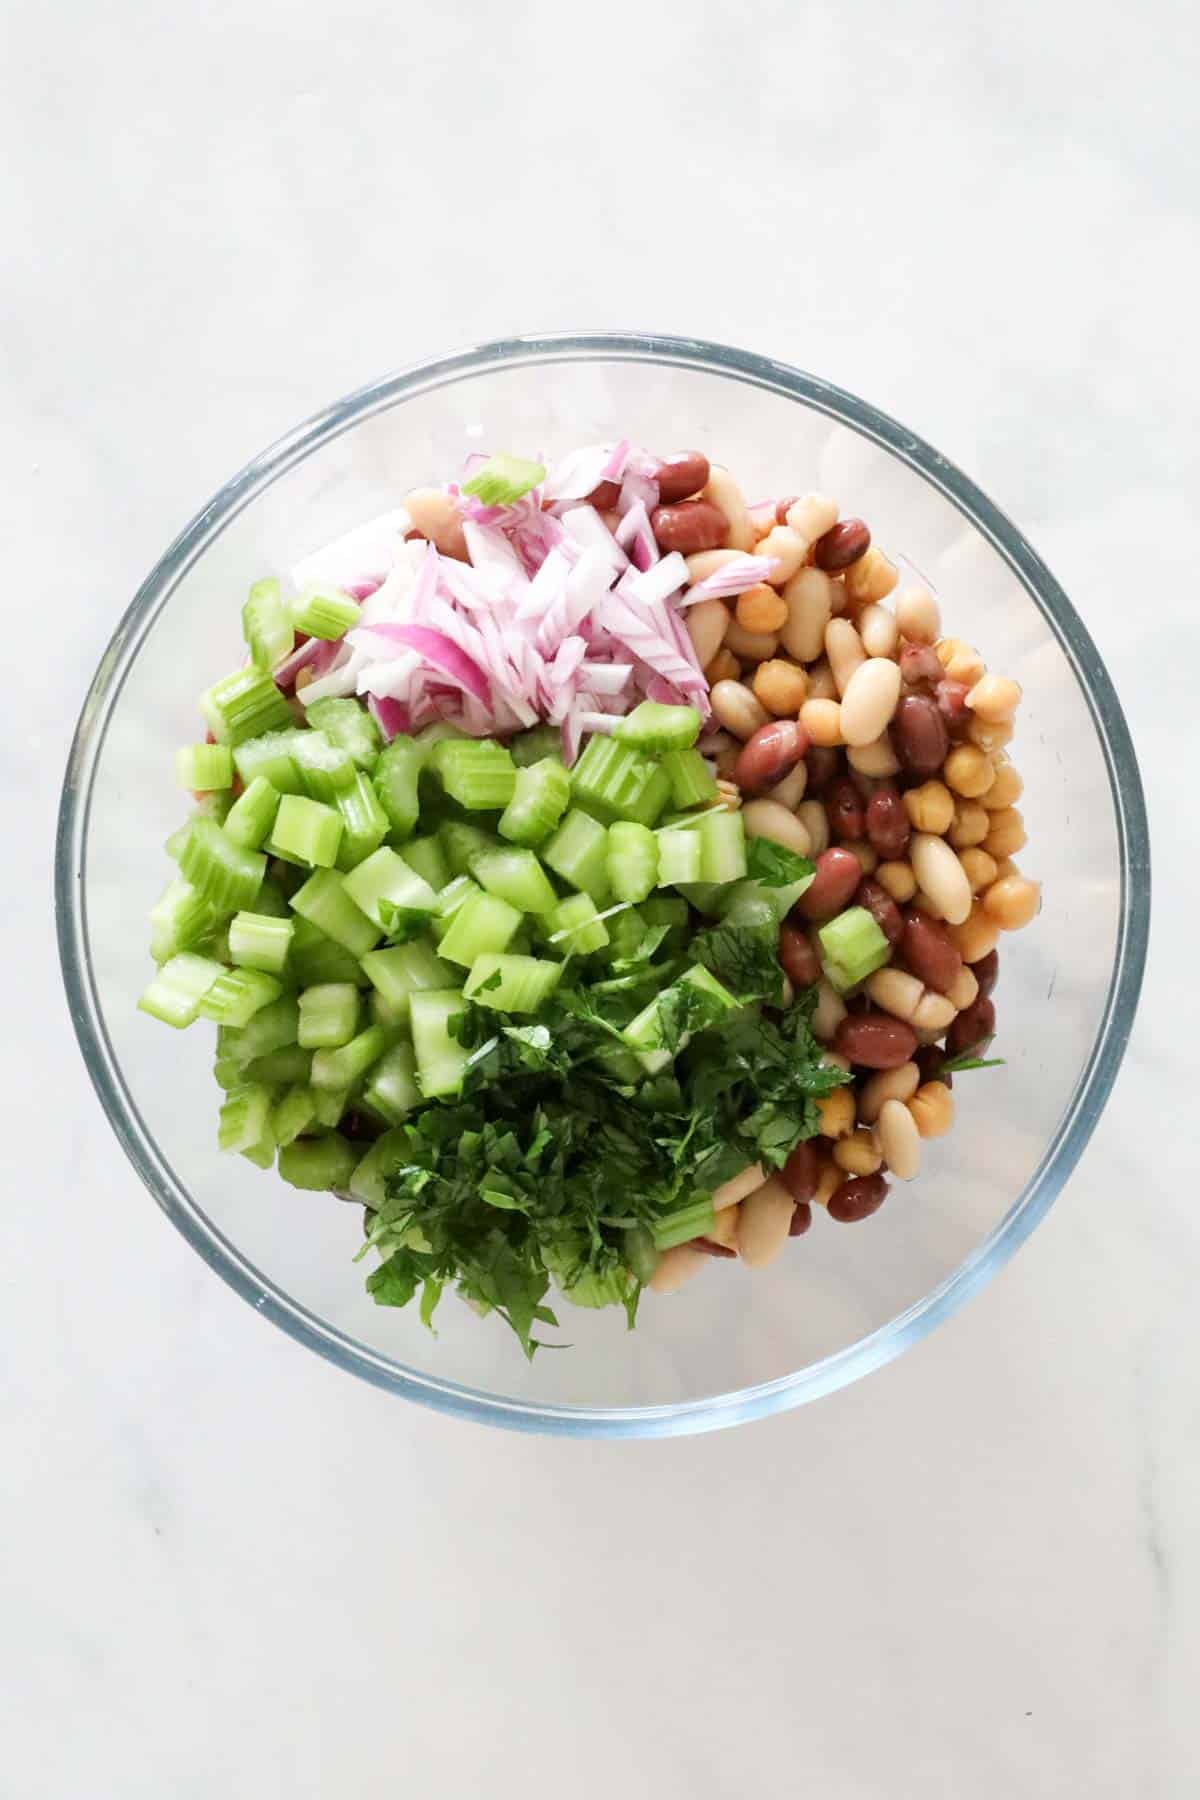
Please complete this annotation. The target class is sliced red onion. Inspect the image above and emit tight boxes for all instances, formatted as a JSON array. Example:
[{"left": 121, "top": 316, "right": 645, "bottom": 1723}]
[
  {"left": 542, "top": 443, "right": 625, "bottom": 503},
  {"left": 345, "top": 576, "right": 384, "bottom": 601},
  {"left": 382, "top": 624, "right": 491, "bottom": 707},
  {"left": 272, "top": 636, "right": 325, "bottom": 690},
  {"left": 367, "top": 694, "right": 410, "bottom": 741},
  {"left": 614, "top": 500, "right": 658, "bottom": 572},
  {"left": 616, "top": 466, "right": 660, "bottom": 518},
  {"left": 559, "top": 504, "right": 629, "bottom": 574},
  {"left": 623, "top": 552, "right": 688, "bottom": 608},
  {"left": 682, "top": 553, "right": 777, "bottom": 605},
  {"left": 576, "top": 710, "right": 618, "bottom": 735}
]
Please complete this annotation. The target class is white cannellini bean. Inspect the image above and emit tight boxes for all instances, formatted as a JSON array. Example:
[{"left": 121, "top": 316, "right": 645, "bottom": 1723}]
[
  {"left": 768, "top": 761, "right": 809, "bottom": 809},
  {"left": 754, "top": 524, "right": 808, "bottom": 586},
  {"left": 876, "top": 1098, "right": 922, "bottom": 1179},
  {"left": 712, "top": 1163, "right": 767, "bottom": 1212},
  {"left": 724, "top": 619, "right": 779, "bottom": 662},
  {"left": 737, "top": 1177, "right": 795, "bottom": 1268},
  {"left": 706, "top": 1204, "right": 740, "bottom": 1249},
  {"left": 710, "top": 680, "right": 769, "bottom": 740},
  {"left": 825, "top": 617, "right": 867, "bottom": 696},
  {"left": 847, "top": 734, "right": 901, "bottom": 777},
  {"left": 812, "top": 979, "right": 847, "bottom": 1042},
  {"left": 649, "top": 1244, "right": 708, "bottom": 1293},
  {"left": 702, "top": 466, "right": 756, "bottom": 551},
  {"left": 895, "top": 584, "right": 941, "bottom": 644},
  {"left": 781, "top": 567, "right": 835, "bottom": 663},
  {"left": 686, "top": 548, "right": 746, "bottom": 584},
  {"left": 858, "top": 1062, "right": 921, "bottom": 1125},
  {"left": 858, "top": 603, "right": 900, "bottom": 659},
  {"left": 784, "top": 492, "right": 839, "bottom": 547},
  {"left": 838, "top": 658, "right": 903, "bottom": 747},
  {"left": 947, "top": 964, "right": 979, "bottom": 1011},
  {"left": 685, "top": 598, "right": 730, "bottom": 668},
  {"left": 742, "top": 799, "right": 812, "bottom": 856},
  {"left": 910, "top": 831, "right": 973, "bottom": 925},
  {"left": 867, "top": 966, "right": 924, "bottom": 1023},
  {"left": 796, "top": 799, "right": 830, "bottom": 855},
  {"left": 402, "top": 487, "right": 468, "bottom": 559},
  {"left": 912, "top": 991, "right": 957, "bottom": 1032}
]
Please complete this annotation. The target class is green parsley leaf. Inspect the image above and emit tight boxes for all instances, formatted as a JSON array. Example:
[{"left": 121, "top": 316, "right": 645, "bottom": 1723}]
[{"left": 746, "top": 839, "right": 815, "bottom": 888}]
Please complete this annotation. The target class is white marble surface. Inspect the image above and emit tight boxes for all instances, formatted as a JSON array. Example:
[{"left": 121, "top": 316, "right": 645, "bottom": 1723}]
[{"left": 4, "top": 1, "right": 1193, "bottom": 1793}]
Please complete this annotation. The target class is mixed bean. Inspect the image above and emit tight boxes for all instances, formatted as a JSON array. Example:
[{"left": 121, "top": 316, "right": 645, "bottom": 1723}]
[{"left": 644, "top": 455, "right": 1040, "bottom": 1293}]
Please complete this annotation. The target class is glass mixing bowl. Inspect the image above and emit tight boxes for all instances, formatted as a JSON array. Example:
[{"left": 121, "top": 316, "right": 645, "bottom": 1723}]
[{"left": 56, "top": 332, "right": 1150, "bottom": 1436}]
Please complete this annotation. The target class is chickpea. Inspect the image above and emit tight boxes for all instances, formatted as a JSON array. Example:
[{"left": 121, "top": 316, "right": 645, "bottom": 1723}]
[
  {"left": 293, "top": 665, "right": 316, "bottom": 694},
  {"left": 909, "top": 1081, "right": 955, "bottom": 1138},
  {"left": 958, "top": 847, "right": 998, "bottom": 893},
  {"left": 936, "top": 638, "right": 985, "bottom": 685},
  {"left": 705, "top": 647, "right": 741, "bottom": 686},
  {"left": 967, "top": 715, "right": 1014, "bottom": 752},
  {"left": 724, "top": 620, "right": 779, "bottom": 663},
  {"left": 983, "top": 807, "right": 1027, "bottom": 859},
  {"left": 966, "top": 673, "right": 1022, "bottom": 722},
  {"left": 948, "top": 800, "right": 991, "bottom": 849},
  {"left": 843, "top": 546, "right": 899, "bottom": 607},
  {"left": 799, "top": 698, "right": 843, "bottom": 747},
  {"left": 943, "top": 743, "right": 995, "bottom": 799},
  {"left": 876, "top": 860, "right": 917, "bottom": 903},
  {"left": 982, "top": 761, "right": 1023, "bottom": 810},
  {"left": 736, "top": 583, "right": 788, "bottom": 635},
  {"left": 833, "top": 1128, "right": 884, "bottom": 1176},
  {"left": 953, "top": 903, "right": 1001, "bottom": 964},
  {"left": 817, "top": 1086, "right": 856, "bottom": 1139},
  {"left": 992, "top": 857, "right": 1020, "bottom": 881},
  {"left": 903, "top": 780, "right": 955, "bottom": 835},
  {"left": 752, "top": 658, "right": 809, "bottom": 716},
  {"left": 982, "top": 874, "right": 1041, "bottom": 930}
]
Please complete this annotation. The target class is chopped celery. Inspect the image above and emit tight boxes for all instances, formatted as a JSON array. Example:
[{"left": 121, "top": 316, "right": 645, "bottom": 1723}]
[
  {"left": 624, "top": 1224, "right": 660, "bottom": 1285},
  {"left": 368, "top": 987, "right": 410, "bottom": 1042},
  {"left": 250, "top": 876, "right": 291, "bottom": 918},
  {"left": 270, "top": 795, "right": 344, "bottom": 869},
  {"left": 342, "top": 847, "right": 437, "bottom": 930},
  {"left": 439, "top": 820, "right": 499, "bottom": 877},
  {"left": 303, "top": 696, "right": 381, "bottom": 770},
  {"left": 197, "top": 967, "right": 284, "bottom": 1027},
  {"left": 612, "top": 701, "right": 702, "bottom": 753},
  {"left": 311, "top": 1085, "right": 351, "bottom": 1128},
  {"left": 715, "top": 873, "right": 813, "bottom": 925},
  {"left": 179, "top": 818, "right": 267, "bottom": 912},
  {"left": 137, "top": 952, "right": 224, "bottom": 1028},
  {"left": 606, "top": 822, "right": 659, "bottom": 904},
  {"left": 818, "top": 906, "right": 890, "bottom": 991},
  {"left": 622, "top": 964, "right": 738, "bottom": 1073},
  {"left": 289, "top": 916, "right": 370, "bottom": 987},
  {"left": 651, "top": 1195, "right": 716, "bottom": 1251},
  {"left": 166, "top": 792, "right": 233, "bottom": 860},
  {"left": 290, "top": 869, "right": 381, "bottom": 956},
  {"left": 311, "top": 1024, "right": 387, "bottom": 1093},
  {"left": 334, "top": 771, "right": 389, "bottom": 871},
  {"left": 462, "top": 452, "right": 545, "bottom": 505},
  {"left": 433, "top": 739, "right": 517, "bottom": 810},
  {"left": 661, "top": 746, "right": 719, "bottom": 809},
  {"left": 149, "top": 877, "right": 216, "bottom": 963},
  {"left": 290, "top": 585, "right": 359, "bottom": 639},
  {"left": 240, "top": 1135, "right": 276, "bottom": 1170},
  {"left": 360, "top": 938, "right": 454, "bottom": 1016},
  {"left": 464, "top": 953, "right": 563, "bottom": 1013},
  {"left": 437, "top": 890, "right": 522, "bottom": 968},
  {"left": 218, "top": 1083, "right": 275, "bottom": 1155},
  {"left": 469, "top": 846, "right": 557, "bottom": 915},
  {"left": 657, "top": 829, "right": 703, "bottom": 886},
  {"left": 297, "top": 982, "right": 361, "bottom": 1049},
  {"left": 349, "top": 1129, "right": 411, "bottom": 1209},
  {"left": 244, "top": 1045, "right": 312, "bottom": 1085},
  {"left": 277, "top": 1134, "right": 359, "bottom": 1192},
  {"left": 641, "top": 895, "right": 689, "bottom": 949},
  {"left": 361, "top": 1041, "right": 421, "bottom": 1124},
  {"left": 570, "top": 736, "right": 672, "bottom": 827},
  {"left": 272, "top": 1084, "right": 319, "bottom": 1147},
  {"left": 233, "top": 729, "right": 305, "bottom": 795},
  {"left": 200, "top": 665, "right": 293, "bottom": 746},
  {"left": 373, "top": 735, "right": 425, "bottom": 838},
  {"left": 431, "top": 874, "right": 481, "bottom": 941},
  {"left": 698, "top": 808, "right": 747, "bottom": 884},
  {"left": 605, "top": 905, "right": 648, "bottom": 964},
  {"left": 545, "top": 893, "right": 609, "bottom": 954},
  {"left": 291, "top": 731, "right": 357, "bottom": 801},
  {"left": 224, "top": 776, "right": 281, "bottom": 850},
  {"left": 400, "top": 834, "right": 449, "bottom": 893},
  {"left": 219, "top": 995, "right": 300, "bottom": 1066},
  {"left": 228, "top": 910, "right": 293, "bottom": 974},
  {"left": 409, "top": 990, "right": 469, "bottom": 1099},
  {"left": 242, "top": 577, "right": 294, "bottom": 670},
  {"left": 509, "top": 725, "right": 563, "bottom": 767},
  {"left": 542, "top": 808, "right": 611, "bottom": 904},
  {"left": 498, "top": 756, "right": 571, "bottom": 846},
  {"left": 175, "top": 742, "right": 234, "bottom": 791}
]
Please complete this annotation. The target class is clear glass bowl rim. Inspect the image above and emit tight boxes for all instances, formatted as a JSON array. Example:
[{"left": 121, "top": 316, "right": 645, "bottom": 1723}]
[{"left": 55, "top": 330, "right": 1151, "bottom": 1438}]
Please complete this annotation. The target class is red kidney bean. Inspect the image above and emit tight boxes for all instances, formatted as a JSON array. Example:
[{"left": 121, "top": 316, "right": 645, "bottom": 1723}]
[
  {"left": 828, "top": 1173, "right": 889, "bottom": 1222},
  {"left": 775, "top": 494, "right": 801, "bottom": 524},
  {"left": 650, "top": 499, "right": 727, "bottom": 554},
  {"left": 898, "top": 909, "right": 963, "bottom": 994},
  {"left": 892, "top": 694, "right": 949, "bottom": 778},
  {"left": 856, "top": 878, "right": 903, "bottom": 945},
  {"left": 973, "top": 948, "right": 999, "bottom": 998},
  {"left": 915, "top": 1045, "right": 951, "bottom": 1088},
  {"left": 788, "top": 1201, "right": 814, "bottom": 1236},
  {"left": 814, "top": 518, "right": 871, "bottom": 571},
  {"left": 826, "top": 776, "right": 866, "bottom": 841},
  {"left": 899, "top": 643, "right": 943, "bottom": 687},
  {"left": 782, "top": 1139, "right": 820, "bottom": 1203},
  {"left": 848, "top": 767, "right": 876, "bottom": 800},
  {"left": 734, "top": 719, "right": 810, "bottom": 793},
  {"left": 779, "top": 923, "right": 821, "bottom": 989},
  {"left": 834, "top": 1011, "right": 919, "bottom": 1069},
  {"left": 936, "top": 678, "right": 972, "bottom": 735},
  {"left": 652, "top": 451, "right": 711, "bottom": 505},
  {"left": 691, "top": 1237, "right": 737, "bottom": 1258},
  {"left": 586, "top": 479, "right": 622, "bottom": 509},
  {"left": 796, "top": 847, "right": 863, "bottom": 921},
  {"left": 805, "top": 745, "right": 840, "bottom": 791},
  {"left": 946, "top": 995, "right": 996, "bottom": 1060},
  {"left": 866, "top": 784, "right": 910, "bottom": 859}
]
